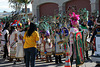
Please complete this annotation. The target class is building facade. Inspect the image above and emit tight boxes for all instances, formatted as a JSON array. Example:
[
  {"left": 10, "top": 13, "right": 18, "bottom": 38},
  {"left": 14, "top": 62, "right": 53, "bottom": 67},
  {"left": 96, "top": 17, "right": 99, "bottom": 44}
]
[{"left": 32, "top": 0, "right": 100, "bottom": 22}]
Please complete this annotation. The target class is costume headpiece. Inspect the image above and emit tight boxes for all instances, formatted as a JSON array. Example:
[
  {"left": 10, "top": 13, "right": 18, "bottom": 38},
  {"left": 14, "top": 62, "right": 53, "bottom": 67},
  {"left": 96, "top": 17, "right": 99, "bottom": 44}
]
[
  {"left": 69, "top": 12, "right": 80, "bottom": 25},
  {"left": 17, "top": 21, "right": 22, "bottom": 28},
  {"left": 78, "top": 8, "right": 89, "bottom": 22},
  {"left": 11, "top": 20, "right": 17, "bottom": 26},
  {"left": 45, "top": 30, "right": 50, "bottom": 36}
]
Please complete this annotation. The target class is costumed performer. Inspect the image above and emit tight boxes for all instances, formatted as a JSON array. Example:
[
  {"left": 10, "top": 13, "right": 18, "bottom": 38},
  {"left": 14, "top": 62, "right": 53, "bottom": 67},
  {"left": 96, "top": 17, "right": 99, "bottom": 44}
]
[
  {"left": 44, "top": 30, "right": 53, "bottom": 62},
  {"left": 16, "top": 22, "right": 24, "bottom": 60},
  {"left": 69, "top": 12, "right": 79, "bottom": 66},
  {"left": 9, "top": 23, "right": 18, "bottom": 61},
  {"left": 54, "top": 26, "right": 63, "bottom": 64}
]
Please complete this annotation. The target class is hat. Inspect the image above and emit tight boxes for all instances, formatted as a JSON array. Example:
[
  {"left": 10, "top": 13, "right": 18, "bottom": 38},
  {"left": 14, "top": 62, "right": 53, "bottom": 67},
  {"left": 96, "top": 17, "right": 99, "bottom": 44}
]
[
  {"left": 69, "top": 12, "right": 80, "bottom": 25},
  {"left": 45, "top": 30, "right": 50, "bottom": 36},
  {"left": 11, "top": 20, "right": 17, "bottom": 27},
  {"left": 17, "top": 22, "right": 22, "bottom": 28}
]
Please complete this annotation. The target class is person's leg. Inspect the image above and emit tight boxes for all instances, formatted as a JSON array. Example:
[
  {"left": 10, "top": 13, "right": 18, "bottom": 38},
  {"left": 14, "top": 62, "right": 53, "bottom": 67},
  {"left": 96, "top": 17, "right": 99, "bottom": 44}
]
[
  {"left": 3, "top": 45, "right": 6, "bottom": 59},
  {"left": 30, "top": 47, "right": 37, "bottom": 67},
  {"left": 92, "top": 46, "right": 94, "bottom": 55},
  {"left": 55, "top": 55, "right": 58, "bottom": 64},
  {"left": 86, "top": 51, "right": 90, "bottom": 60},
  {"left": 6, "top": 45, "right": 8, "bottom": 57},
  {"left": 24, "top": 48, "right": 30, "bottom": 67},
  {"left": 70, "top": 54, "right": 73, "bottom": 66},
  {"left": 24, "top": 55, "right": 26, "bottom": 63},
  {"left": 39, "top": 51, "right": 41, "bottom": 59},
  {"left": 59, "top": 55, "right": 62, "bottom": 63},
  {"left": 46, "top": 55, "right": 49, "bottom": 62},
  {"left": 49, "top": 55, "right": 52, "bottom": 62},
  {"left": 36, "top": 49, "right": 38, "bottom": 60},
  {"left": 4, "top": 44, "right": 8, "bottom": 58},
  {"left": 70, "top": 44, "right": 73, "bottom": 66},
  {"left": 70, "top": 44, "right": 74, "bottom": 67}
]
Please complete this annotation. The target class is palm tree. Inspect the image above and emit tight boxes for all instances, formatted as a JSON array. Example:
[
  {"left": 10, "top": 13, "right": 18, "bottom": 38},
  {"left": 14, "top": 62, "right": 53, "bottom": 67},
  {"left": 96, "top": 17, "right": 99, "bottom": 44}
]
[
  {"left": 17, "top": 0, "right": 32, "bottom": 15},
  {"left": 9, "top": 0, "right": 23, "bottom": 12}
]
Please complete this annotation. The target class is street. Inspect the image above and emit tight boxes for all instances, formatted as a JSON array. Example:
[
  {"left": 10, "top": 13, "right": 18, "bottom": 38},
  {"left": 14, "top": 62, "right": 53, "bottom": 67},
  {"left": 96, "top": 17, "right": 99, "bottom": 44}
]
[{"left": 0, "top": 51, "right": 100, "bottom": 67}]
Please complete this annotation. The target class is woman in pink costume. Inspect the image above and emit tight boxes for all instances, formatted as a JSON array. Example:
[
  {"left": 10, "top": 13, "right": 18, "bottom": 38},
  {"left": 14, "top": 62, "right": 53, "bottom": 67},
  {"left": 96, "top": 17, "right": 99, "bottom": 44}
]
[{"left": 69, "top": 12, "right": 80, "bottom": 66}]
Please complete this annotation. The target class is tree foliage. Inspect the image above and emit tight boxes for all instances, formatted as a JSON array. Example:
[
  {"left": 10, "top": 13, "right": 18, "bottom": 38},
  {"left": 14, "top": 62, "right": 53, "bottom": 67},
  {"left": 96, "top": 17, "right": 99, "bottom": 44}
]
[
  {"left": 17, "top": 0, "right": 32, "bottom": 4},
  {"left": 9, "top": 0, "right": 23, "bottom": 12},
  {"left": 17, "top": 0, "right": 32, "bottom": 15}
]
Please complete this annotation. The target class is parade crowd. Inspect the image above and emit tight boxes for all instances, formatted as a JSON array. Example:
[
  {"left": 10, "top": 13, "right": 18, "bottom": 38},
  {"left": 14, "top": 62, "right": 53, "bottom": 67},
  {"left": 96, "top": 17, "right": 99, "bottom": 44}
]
[{"left": 0, "top": 7, "right": 100, "bottom": 67}]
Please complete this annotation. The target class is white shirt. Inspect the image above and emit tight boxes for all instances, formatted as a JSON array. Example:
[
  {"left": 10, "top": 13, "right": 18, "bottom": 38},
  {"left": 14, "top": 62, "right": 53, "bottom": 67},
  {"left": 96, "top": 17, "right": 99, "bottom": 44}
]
[{"left": 1, "top": 29, "right": 9, "bottom": 45}]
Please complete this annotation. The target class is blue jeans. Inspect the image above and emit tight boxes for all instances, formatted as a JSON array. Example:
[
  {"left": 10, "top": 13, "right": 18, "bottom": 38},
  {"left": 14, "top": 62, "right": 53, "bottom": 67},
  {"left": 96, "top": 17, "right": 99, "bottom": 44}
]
[{"left": 24, "top": 47, "right": 37, "bottom": 67}]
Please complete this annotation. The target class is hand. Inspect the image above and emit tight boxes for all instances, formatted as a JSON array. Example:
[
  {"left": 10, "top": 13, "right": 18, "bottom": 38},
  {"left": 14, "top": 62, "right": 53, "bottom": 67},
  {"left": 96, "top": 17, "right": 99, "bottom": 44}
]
[{"left": 89, "top": 42, "right": 93, "bottom": 44}]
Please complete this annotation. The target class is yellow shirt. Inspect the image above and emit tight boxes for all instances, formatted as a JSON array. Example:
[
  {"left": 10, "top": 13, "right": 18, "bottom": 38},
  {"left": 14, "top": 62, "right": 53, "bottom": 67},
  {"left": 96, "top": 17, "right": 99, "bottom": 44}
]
[{"left": 23, "top": 31, "right": 39, "bottom": 49}]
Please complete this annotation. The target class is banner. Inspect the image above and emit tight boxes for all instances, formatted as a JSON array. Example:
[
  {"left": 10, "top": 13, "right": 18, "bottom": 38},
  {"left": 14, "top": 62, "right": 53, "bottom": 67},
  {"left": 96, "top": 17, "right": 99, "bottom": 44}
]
[
  {"left": 74, "top": 31, "right": 84, "bottom": 66},
  {"left": 83, "top": 30, "right": 90, "bottom": 51},
  {"left": 55, "top": 40, "right": 64, "bottom": 55}
]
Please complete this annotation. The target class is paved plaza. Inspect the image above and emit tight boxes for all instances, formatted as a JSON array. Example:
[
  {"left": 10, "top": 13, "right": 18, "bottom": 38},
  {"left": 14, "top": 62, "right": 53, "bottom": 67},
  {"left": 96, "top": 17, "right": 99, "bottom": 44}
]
[{"left": 0, "top": 51, "right": 100, "bottom": 67}]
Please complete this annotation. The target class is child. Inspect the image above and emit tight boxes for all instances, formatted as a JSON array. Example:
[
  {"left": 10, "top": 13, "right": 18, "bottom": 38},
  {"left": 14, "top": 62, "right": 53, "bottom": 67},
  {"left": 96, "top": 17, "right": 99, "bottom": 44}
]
[
  {"left": 62, "top": 27, "right": 69, "bottom": 57},
  {"left": 44, "top": 30, "right": 52, "bottom": 62},
  {"left": 16, "top": 22, "right": 24, "bottom": 61},
  {"left": 54, "top": 27, "right": 63, "bottom": 64},
  {"left": 40, "top": 31, "right": 46, "bottom": 60}
]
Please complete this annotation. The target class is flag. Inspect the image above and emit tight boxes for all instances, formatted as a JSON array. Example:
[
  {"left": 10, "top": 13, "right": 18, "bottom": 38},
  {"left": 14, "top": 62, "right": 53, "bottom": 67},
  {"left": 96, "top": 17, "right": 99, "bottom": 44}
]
[{"left": 74, "top": 31, "right": 84, "bottom": 66}]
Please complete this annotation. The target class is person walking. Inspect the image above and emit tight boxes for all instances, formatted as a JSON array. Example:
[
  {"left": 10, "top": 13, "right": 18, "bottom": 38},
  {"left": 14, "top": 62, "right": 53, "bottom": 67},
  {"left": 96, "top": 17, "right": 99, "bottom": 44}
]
[
  {"left": 23, "top": 23, "right": 39, "bottom": 67},
  {"left": 1, "top": 23, "right": 9, "bottom": 59}
]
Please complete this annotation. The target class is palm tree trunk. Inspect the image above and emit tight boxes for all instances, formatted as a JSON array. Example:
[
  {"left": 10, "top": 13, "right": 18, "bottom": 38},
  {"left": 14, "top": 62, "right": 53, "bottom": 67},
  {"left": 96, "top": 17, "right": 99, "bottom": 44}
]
[
  {"left": 25, "top": 3, "right": 27, "bottom": 16},
  {"left": 16, "top": 3, "right": 18, "bottom": 12}
]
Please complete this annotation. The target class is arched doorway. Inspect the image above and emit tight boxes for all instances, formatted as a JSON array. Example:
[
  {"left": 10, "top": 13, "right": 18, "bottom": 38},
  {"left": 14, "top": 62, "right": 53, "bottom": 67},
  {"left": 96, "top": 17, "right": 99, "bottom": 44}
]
[
  {"left": 39, "top": 3, "right": 59, "bottom": 17},
  {"left": 65, "top": 0, "right": 91, "bottom": 11}
]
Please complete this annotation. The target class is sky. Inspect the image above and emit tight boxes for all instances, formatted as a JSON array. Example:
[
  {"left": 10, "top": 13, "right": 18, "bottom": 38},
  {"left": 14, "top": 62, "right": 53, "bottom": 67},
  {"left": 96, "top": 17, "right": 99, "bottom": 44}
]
[{"left": 0, "top": 0, "right": 32, "bottom": 12}]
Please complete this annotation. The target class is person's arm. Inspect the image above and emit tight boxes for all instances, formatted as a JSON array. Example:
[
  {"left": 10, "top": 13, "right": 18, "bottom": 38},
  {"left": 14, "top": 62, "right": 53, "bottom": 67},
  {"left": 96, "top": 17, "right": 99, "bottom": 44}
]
[
  {"left": 14, "top": 33, "right": 17, "bottom": 42},
  {"left": 90, "top": 30, "right": 97, "bottom": 42},
  {"left": 70, "top": 32, "right": 74, "bottom": 38},
  {"left": 23, "top": 32, "right": 27, "bottom": 40},
  {"left": 4, "top": 33, "right": 8, "bottom": 44},
  {"left": 23, "top": 32, "right": 27, "bottom": 46},
  {"left": 35, "top": 31, "right": 39, "bottom": 41},
  {"left": 44, "top": 40, "right": 46, "bottom": 52}
]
